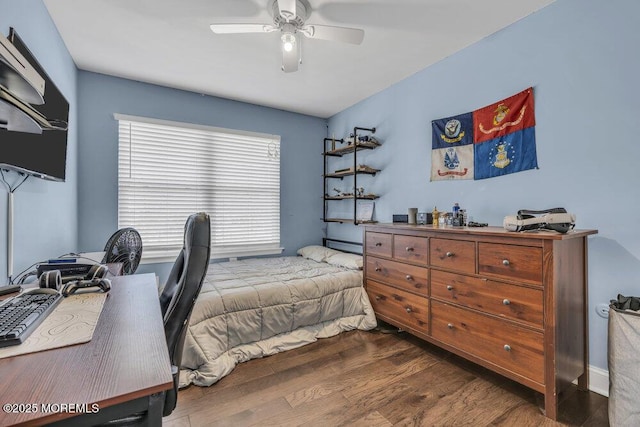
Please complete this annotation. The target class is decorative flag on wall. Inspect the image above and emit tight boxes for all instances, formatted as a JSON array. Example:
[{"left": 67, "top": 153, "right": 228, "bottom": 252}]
[
  {"left": 431, "top": 112, "right": 474, "bottom": 180},
  {"left": 431, "top": 87, "right": 537, "bottom": 181}
]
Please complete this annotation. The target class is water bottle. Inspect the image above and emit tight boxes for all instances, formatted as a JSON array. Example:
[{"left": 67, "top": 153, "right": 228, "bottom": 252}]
[{"left": 452, "top": 203, "right": 460, "bottom": 219}]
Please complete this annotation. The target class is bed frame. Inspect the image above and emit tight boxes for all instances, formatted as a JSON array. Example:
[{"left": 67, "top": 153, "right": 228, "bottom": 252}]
[{"left": 322, "top": 237, "right": 363, "bottom": 255}]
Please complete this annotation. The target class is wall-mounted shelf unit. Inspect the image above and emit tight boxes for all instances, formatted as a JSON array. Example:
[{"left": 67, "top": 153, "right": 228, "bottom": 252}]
[
  {"left": 323, "top": 126, "right": 380, "bottom": 224},
  {"left": 324, "top": 194, "right": 379, "bottom": 201}
]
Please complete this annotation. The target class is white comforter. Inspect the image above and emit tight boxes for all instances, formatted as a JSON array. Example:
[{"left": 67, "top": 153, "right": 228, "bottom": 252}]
[{"left": 180, "top": 256, "right": 376, "bottom": 387}]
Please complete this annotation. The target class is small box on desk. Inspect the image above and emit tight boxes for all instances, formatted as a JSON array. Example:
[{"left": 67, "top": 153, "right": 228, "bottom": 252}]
[
  {"left": 392, "top": 214, "right": 408, "bottom": 223},
  {"left": 417, "top": 212, "right": 433, "bottom": 225},
  {"left": 36, "top": 263, "right": 93, "bottom": 280}
]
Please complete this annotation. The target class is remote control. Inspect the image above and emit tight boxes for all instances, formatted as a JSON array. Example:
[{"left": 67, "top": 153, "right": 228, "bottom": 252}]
[{"left": 0, "top": 285, "right": 22, "bottom": 296}]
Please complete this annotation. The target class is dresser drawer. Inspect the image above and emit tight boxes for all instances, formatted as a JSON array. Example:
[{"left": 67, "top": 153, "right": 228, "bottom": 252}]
[
  {"left": 366, "top": 256, "right": 428, "bottom": 296},
  {"left": 431, "top": 270, "right": 543, "bottom": 329},
  {"left": 367, "top": 280, "right": 428, "bottom": 333},
  {"left": 478, "top": 243, "right": 543, "bottom": 285},
  {"left": 365, "top": 232, "right": 393, "bottom": 258},
  {"left": 431, "top": 301, "right": 544, "bottom": 384},
  {"left": 393, "top": 235, "right": 428, "bottom": 264},
  {"left": 430, "top": 238, "right": 475, "bottom": 274}
]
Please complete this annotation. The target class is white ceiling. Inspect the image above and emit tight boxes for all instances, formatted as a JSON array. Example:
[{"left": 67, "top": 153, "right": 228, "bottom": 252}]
[{"left": 43, "top": 0, "right": 555, "bottom": 118}]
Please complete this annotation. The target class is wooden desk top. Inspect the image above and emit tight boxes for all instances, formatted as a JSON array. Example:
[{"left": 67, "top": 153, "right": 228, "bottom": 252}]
[{"left": 0, "top": 273, "right": 173, "bottom": 426}]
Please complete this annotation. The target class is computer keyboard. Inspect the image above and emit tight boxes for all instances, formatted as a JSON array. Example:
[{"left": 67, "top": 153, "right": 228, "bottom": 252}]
[{"left": 0, "top": 288, "right": 62, "bottom": 348}]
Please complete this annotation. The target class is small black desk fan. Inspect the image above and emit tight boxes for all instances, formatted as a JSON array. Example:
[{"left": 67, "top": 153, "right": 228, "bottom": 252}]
[{"left": 101, "top": 228, "right": 143, "bottom": 275}]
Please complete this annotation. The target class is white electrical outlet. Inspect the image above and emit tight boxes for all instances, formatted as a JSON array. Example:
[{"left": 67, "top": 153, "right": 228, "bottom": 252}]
[{"left": 596, "top": 303, "right": 610, "bottom": 319}]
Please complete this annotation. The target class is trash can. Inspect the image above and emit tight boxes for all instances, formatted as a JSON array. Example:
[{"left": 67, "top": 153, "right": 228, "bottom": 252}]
[{"left": 608, "top": 295, "right": 640, "bottom": 427}]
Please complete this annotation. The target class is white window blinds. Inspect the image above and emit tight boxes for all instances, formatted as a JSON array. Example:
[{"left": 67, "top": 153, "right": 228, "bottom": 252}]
[{"left": 115, "top": 114, "right": 281, "bottom": 262}]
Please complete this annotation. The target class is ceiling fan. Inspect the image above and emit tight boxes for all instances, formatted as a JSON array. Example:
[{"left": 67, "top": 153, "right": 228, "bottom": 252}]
[{"left": 210, "top": 0, "right": 364, "bottom": 73}]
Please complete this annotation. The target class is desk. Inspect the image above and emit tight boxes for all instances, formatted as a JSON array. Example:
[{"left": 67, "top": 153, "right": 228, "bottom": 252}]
[{"left": 0, "top": 273, "right": 173, "bottom": 426}]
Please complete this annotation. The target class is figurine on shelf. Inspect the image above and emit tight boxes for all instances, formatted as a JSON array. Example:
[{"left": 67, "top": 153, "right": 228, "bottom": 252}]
[
  {"left": 356, "top": 187, "right": 365, "bottom": 197},
  {"left": 358, "top": 135, "right": 380, "bottom": 145},
  {"left": 332, "top": 187, "right": 354, "bottom": 197}
]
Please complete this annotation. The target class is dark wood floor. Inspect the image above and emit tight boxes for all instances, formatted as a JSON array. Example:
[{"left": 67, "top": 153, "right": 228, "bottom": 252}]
[{"left": 164, "top": 327, "right": 608, "bottom": 426}]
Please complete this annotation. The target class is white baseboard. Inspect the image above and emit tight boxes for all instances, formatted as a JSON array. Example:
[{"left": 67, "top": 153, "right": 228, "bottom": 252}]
[{"left": 587, "top": 365, "right": 609, "bottom": 397}]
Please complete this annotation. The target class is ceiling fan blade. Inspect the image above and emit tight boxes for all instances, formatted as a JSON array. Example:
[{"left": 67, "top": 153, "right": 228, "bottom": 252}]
[
  {"left": 301, "top": 25, "right": 364, "bottom": 45},
  {"left": 210, "top": 24, "right": 277, "bottom": 34},
  {"left": 278, "top": 0, "right": 297, "bottom": 21},
  {"left": 281, "top": 43, "right": 299, "bottom": 73}
]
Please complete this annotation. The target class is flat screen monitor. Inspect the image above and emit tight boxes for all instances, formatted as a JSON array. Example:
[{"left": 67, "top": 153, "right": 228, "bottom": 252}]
[{"left": 0, "top": 29, "right": 69, "bottom": 182}]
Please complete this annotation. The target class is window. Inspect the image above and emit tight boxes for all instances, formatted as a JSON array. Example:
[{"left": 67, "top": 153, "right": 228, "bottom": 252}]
[{"left": 115, "top": 114, "right": 281, "bottom": 262}]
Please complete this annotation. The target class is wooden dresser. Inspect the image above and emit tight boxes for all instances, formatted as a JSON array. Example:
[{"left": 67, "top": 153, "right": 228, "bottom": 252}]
[{"left": 363, "top": 224, "right": 597, "bottom": 420}]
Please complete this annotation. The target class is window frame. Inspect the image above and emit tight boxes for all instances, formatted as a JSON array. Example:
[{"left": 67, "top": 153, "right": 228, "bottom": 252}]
[{"left": 114, "top": 113, "right": 283, "bottom": 263}]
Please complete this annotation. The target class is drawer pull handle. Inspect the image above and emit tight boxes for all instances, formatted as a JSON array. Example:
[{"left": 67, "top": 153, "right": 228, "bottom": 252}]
[
  {"left": 405, "top": 275, "right": 413, "bottom": 281},
  {"left": 375, "top": 242, "right": 382, "bottom": 247},
  {"left": 504, "top": 344, "right": 511, "bottom": 352},
  {"left": 447, "top": 285, "right": 454, "bottom": 291},
  {"left": 405, "top": 307, "right": 412, "bottom": 313},
  {"left": 446, "top": 251, "right": 454, "bottom": 258},
  {"left": 447, "top": 323, "right": 454, "bottom": 329},
  {"left": 502, "top": 299, "right": 511, "bottom": 306},
  {"left": 375, "top": 266, "right": 382, "bottom": 272},
  {"left": 405, "top": 246, "right": 414, "bottom": 252},
  {"left": 502, "top": 259, "right": 510, "bottom": 266},
  {"left": 375, "top": 295, "right": 381, "bottom": 301}
]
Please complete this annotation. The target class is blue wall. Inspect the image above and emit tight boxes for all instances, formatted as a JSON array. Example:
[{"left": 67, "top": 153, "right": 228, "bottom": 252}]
[
  {"left": 328, "top": 0, "right": 640, "bottom": 375},
  {"left": 77, "top": 71, "right": 326, "bottom": 281},
  {"left": 0, "top": 0, "right": 78, "bottom": 281}
]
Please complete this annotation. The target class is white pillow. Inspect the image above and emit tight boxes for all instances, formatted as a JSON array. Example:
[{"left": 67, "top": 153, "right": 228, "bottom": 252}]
[
  {"left": 326, "top": 252, "right": 363, "bottom": 270},
  {"left": 297, "top": 245, "right": 341, "bottom": 262}
]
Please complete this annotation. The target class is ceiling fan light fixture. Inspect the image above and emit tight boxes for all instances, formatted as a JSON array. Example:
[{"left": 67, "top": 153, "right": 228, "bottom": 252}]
[
  {"left": 281, "top": 32, "right": 296, "bottom": 52},
  {"left": 280, "top": 27, "right": 301, "bottom": 72},
  {"left": 210, "top": 0, "right": 364, "bottom": 73}
]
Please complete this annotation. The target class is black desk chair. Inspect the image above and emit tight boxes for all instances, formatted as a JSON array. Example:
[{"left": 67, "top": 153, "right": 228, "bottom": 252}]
[
  {"left": 159, "top": 211, "right": 211, "bottom": 416},
  {"left": 98, "top": 212, "right": 211, "bottom": 426}
]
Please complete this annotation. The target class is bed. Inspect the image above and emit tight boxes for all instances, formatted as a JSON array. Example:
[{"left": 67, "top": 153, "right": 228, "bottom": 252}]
[{"left": 179, "top": 245, "right": 377, "bottom": 387}]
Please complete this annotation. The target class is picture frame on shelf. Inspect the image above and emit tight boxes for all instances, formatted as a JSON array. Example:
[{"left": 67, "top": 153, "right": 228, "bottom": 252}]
[{"left": 356, "top": 200, "right": 374, "bottom": 222}]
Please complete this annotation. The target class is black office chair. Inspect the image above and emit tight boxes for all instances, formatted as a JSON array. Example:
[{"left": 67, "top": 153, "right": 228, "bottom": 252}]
[
  {"left": 159, "top": 211, "right": 211, "bottom": 416},
  {"left": 97, "top": 212, "right": 211, "bottom": 426}
]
